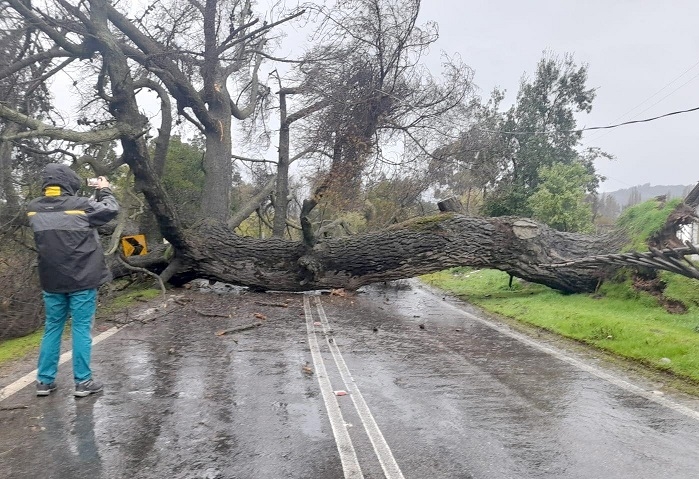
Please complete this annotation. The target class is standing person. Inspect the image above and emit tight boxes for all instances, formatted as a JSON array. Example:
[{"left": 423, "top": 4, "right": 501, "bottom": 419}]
[{"left": 27, "top": 163, "right": 120, "bottom": 397}]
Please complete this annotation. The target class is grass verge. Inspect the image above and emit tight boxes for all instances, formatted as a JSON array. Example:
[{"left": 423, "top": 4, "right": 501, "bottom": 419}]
[
  {"left": 421, "top": 267, "right": 699, "bottom": 385},
  {"left": 0, "top": 330, "right": 44, "bottom": 364},
  {"left": 0, "top": 281, "right": 163, "bottom": 368}
]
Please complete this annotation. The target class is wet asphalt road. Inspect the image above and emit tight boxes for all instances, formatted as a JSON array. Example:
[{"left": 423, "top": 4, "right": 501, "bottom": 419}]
[{"left": 2, "top": 280, "right": 699, "bottom": 478}]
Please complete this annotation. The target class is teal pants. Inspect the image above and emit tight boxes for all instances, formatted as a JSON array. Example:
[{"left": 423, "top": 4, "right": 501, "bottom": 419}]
[{"left": 37, "top": 289, "right": 97, "bottom": 384}]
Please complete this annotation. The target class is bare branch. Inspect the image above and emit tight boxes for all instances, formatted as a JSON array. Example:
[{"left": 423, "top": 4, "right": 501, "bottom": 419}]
[
  {"left": 5, "top": 0, "right": 91, "bottom": 56},
  {"left": 0, "top": 103, "right": 134, "bottom": 143},
  {"left": 286, "top": 99, "right": 329, "bottom": 125},
  {"left": 230, "top": 46, "right": 265, "bottom": 120},
  {"left": 0, "top": 47, "right": 73, "bottom": 80},
  {"left": 232, "top": 154, "right": 277, "bottom": 164},
  {"left": 104, "top": 3, "right": 216, "bottom": 131},
  {"left": 134, "top": 77, "right": 172, "bottom": 174},
  {"left": 228, "top": 175, "right": 277, "bottom": 230},
  {"left": 218, "top": 10, "right": 306, "bottom": 55}
]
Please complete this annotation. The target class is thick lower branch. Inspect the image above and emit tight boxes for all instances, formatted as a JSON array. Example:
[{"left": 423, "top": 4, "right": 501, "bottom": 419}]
[{"left": 175, "top": 214, "right": 626, "bottom": 293}]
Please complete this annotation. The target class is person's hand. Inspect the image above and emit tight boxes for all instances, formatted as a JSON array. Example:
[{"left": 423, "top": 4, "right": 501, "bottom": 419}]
[{"left": 96, "top": 176, "right": 111, "bottom": 189}]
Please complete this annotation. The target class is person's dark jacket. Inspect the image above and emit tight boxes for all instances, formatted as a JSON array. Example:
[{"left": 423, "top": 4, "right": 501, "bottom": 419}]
[{"left": 27, "top": 164, "right": 120, "bottom": 293}]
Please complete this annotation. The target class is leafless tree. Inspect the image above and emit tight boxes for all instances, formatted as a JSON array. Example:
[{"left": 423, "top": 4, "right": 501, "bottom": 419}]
[
  {"left": 283, "top": 0, "right": 474, "bottom": 245},
  {"left": 1, "top": 0, "right": 698, "bottom": 296}
]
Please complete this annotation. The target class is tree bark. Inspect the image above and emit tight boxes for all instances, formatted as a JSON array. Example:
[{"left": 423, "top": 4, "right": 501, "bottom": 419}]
[
  {"left": 171, "top": 214, "right": 625, "bottom": 293},
  {"left": 201, "top": 104, "right": 233, "bottom": 222},
  {"left": 0, "top": 123, "right": 20, "bottom": 214},
  {"left": 273, "top": 90, "right": 291, "bottom": 237}
]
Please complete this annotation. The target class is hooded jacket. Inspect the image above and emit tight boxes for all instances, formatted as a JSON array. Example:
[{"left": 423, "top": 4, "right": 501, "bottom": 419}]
[{"left": 27, "top": 163, "right": 120, "bottom": 293}]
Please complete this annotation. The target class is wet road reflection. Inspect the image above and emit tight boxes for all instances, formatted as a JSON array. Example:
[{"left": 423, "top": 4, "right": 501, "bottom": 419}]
[{"left": 1, "top": 280, "right": 699, "bottom": 478}]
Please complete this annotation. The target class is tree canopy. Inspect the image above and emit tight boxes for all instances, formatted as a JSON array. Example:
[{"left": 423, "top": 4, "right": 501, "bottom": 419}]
[{"left": 1, "top": 0, "right": 695, "bottom": 311}]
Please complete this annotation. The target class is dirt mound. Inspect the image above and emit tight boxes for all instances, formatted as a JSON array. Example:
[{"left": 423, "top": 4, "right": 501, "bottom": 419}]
[{"left": 633, "top": 275, "right": 688, "bottom": 314}]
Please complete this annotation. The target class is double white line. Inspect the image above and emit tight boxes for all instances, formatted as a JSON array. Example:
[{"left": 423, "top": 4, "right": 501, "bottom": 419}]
[{"left": 304, "top": 295, "right": 405, "bottom": 479}]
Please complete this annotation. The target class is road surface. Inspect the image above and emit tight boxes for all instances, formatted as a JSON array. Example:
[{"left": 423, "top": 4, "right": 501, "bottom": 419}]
[{"left": 2, "top": 280, "right": 699, "bottom": 478}]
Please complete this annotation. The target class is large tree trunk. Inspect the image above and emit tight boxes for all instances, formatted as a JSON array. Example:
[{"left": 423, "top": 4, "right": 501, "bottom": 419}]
[
  {"left": 201, "top": 101, "right": 233, "bottom": 222},
  {"left": 0, "top": 123, "right": 20, "bottom": 215},
  {"left": 273, "top": 91, "right": 291, "bottom": 237},
  {"left": 171, "top": 214, "right": 625, "bottom": 293}
]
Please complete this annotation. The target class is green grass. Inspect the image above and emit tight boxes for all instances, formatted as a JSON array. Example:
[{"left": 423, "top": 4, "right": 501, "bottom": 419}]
[
  {"left": 616, "top": 198, "right": 682, "bottom": 251},
  {"left": 98, "top": 284, "right": 163, "bottom": 317},
  {"left": 422, "top": 268, "right": 699, "bottom": 384},
  {"left": 0, "top": 330, "right": 45, "bottom": 363},
  {"left": 0, "top": 281, "right": 163, "bottom": 367}
]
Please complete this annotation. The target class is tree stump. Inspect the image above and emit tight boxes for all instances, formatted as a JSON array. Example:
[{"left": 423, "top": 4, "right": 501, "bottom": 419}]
[{"left": 438, "top": 197, "right": 463, "bottom": 213}]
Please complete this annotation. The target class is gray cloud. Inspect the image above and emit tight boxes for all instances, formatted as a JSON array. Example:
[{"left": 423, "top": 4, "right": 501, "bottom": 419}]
[{"left": 420, "top": 0, "right": 699, "bottom": 191}]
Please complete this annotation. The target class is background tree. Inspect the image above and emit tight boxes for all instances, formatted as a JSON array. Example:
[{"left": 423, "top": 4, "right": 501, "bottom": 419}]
[
  {"left": 482, "top": 53, "right": 603, "bottom": 217},
  {"left": 527, "top": 161, "right": 595, "bottom": 233},
  {"left": 626, "top": 187, "right": 643, "bottom": 209},
  {"left": 1, "top": 0, "right": 696, "bottom": 302},
  {"left": 427, "top": 90, "right": 508, "bottom": 213},
  {"left": 287, "top": 0, "right": 474, "bottom": 244},
  {"left": 161, "top": 136, "right": 206, "bottom": 227},
  {"left": 596, "top": 193, "right": 621, "bottom": 223},
  {"left": 105, "top": 0, "right": 303, "bottom": 222}
]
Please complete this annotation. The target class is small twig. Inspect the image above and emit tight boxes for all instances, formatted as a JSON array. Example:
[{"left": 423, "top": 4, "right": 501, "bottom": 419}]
[
  {"left": 195, "top": 309, "right": 231, "bottom": 318},
  {"left": 138, "top": 309, "right": 177, "bottom": 324},
  {"left": 0, "top": 405, "right": 28, "bottom": 411},
  {"left": 215, "top": 322, "right": 263, "bottom": 336},
  {"left": 253, "top": 301, "right": 290, "bottom": 308}
]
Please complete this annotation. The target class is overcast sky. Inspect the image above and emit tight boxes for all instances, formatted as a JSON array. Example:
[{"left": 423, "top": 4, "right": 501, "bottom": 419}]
[
  {"left": 418, "top": 1, "right": 699, "bottom": 192},
  {"left": 52, "top": 1, "right": 699, "bottom": 193}
]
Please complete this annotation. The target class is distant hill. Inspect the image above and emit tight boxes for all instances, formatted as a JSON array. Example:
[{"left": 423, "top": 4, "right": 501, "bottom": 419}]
[{"left": 602, "top": 183, "right": 693, "bottom": 207}]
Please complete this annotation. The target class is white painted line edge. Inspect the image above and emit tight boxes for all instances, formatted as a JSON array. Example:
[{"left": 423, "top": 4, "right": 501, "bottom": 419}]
[
  {"left": 315, "top": 297, "right": 406, "bottom": 479},
  {"left": 414, "top": 285, "right": 699, "bottom": 422},
  {"left": 304, "top": 296, "right": 365, "bottom": 479},
  {"left": 0, "top": 326, "right": 122, "bottom": 402}
]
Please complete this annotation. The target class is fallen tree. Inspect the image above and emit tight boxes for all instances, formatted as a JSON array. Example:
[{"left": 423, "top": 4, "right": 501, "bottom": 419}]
[
  {"left": 110, "top": 192, "right": 699, "bottom": 295},
  {"left": 3, "top": 0, "right": 699, "bottom": 301},
  {"left": 158, "top": 215, "right": 623, "bottom": 293}
]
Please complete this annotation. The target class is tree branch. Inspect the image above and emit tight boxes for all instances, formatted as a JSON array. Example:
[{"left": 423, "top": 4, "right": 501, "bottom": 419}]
[
  {"left": 5, "top": 0, "right": 91, "bottom": 56},
  {"left": 0, "top": 47, "right": 73, "bottom": 80},
  {"left": 228, "top": 175, "right": 277, "bottom": 230},
  {"left": 0, "top": 104, "right": 134, "bottom": 142}
]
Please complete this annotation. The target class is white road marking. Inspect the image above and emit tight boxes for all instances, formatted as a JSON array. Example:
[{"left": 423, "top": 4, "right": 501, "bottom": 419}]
[
  {"left": 414, "top": 285, "right": 699, "bottom": 422},
  {"left": 314, "top": 297, "right": 406, "bottom": 479},
  {"left": 0, "top": 295, "right": 181, "bottom": 403},
  {"left": 304, "top": 296, "right": 364, "bottom": 479},
  {"left": 0, "top": 326, "right": 122, "bottom": 402}
]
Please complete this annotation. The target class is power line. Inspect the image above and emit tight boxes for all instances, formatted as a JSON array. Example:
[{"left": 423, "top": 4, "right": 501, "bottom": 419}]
[
  {"left": 476, "top": 104, "right": 699, "bottom": 136},
  {"left": 614, "top": 70, "right": 699, "bottom": 123},
  {"left": 600, "top": 58, "right": 699, "bottom": 125},
  {"left": 586, "top": 66, "right": 699, "bottom": 142}
]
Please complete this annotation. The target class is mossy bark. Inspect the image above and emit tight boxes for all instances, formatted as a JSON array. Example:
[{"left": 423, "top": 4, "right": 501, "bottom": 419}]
[{"left": 160, "top": 215, "right": 625, "bottom": 293}]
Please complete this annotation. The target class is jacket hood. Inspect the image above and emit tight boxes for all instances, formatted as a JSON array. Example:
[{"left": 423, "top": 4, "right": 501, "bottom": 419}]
[{"left": 41, "top": 163, "right": 82, "bottom": 195}]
